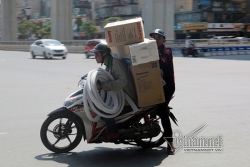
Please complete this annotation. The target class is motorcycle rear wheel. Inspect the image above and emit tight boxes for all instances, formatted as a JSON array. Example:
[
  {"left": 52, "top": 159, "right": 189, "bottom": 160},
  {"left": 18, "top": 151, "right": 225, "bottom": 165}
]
[
  {"left": 192, "top": 50, "right": 198, "bottom": 57},
  {"left": 40, "top": 112, "right": 83, "bottom": 153},
  {"left": 135, "top": 113, "right": 165, "bottom": 148}
]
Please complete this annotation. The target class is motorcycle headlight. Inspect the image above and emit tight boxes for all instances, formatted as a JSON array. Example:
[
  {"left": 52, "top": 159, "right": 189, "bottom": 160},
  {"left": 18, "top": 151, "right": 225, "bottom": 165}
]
[
  {"left": 78, "top": 79, "right": 86, "bottom": 89},
  {"left": 65, "top": 100, "right": 74, "bottom": 107}
]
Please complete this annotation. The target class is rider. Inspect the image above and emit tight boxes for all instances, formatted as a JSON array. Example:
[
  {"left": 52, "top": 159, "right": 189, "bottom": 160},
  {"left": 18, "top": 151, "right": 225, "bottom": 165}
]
[
  {"left": 185, "top": 36, "right": 198, "bottom": 57},
  {"left": 90, "top": 43, "right": 136, "bottom": 142},
  {"left": 185, "top": 36, "right": 194, "bottom": 48},
  {"left": 149, "top": 29, "right": 176, "bottom": 155}
]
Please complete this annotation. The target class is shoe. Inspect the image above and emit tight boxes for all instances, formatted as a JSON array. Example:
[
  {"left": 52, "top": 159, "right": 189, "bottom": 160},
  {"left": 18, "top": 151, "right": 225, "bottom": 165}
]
[
  {"left": 101, "top": 133, "right": 120, "bottom": 142},
  {"left": 167, "top": 145, "right": 175, "bottom": 155}
]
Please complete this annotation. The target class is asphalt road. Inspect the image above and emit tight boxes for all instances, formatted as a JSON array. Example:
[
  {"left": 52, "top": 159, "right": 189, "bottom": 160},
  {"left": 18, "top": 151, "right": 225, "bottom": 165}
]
[{"left": 0, "top": 51, "right": 250, "bottom": 167}]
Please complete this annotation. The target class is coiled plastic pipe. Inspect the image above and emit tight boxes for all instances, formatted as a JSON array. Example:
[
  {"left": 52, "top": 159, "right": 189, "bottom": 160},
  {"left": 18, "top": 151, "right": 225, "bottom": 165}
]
[{"left": 83, "top": 67, "right": 138, "bottom": 122}]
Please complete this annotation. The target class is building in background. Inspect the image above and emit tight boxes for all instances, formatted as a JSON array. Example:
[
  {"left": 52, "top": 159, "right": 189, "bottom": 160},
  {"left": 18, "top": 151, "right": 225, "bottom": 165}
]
[
  {"left": 1, "top": 0, "right": 250, "bottom": 40},
  {"left": 16, "top": 0, "right": 40, "bottom": 22},
  {"left": 142, "top": 0, "right": 175, "bottom": 40},
  {"left": 0, "top": 1, "right": 1, "bottom": 38},
  {"left": 72, "top": 0, "right": 92, "bottom": 39},
  {"left": 72, "top": 0, "right": 91, "bottom": 20},
  {"left": 174, "top": 0, "right": 248, "bottom": 39},
  {"left": 93, "top": 0, "right": 141, "bottom": 37}
]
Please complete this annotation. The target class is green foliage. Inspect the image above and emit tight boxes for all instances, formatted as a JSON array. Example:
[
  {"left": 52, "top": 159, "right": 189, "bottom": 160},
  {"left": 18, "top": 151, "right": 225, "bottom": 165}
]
[
  {"left": 40, "top": 21, "right": 51, "bottom": 37},
  {"left": 18, "top": 21, "right": 51, "bottom": 38},
  {"left": 18, "top": 21, "right": 33, "bottom": 35},
  {"left": 32, "top": 22, "right": 41, "bottom": 36},
  {"left": 104, "top": 17, "right": 124, "bottom": 26},
  {"left": 82, "top": 20, "right": 97, "bottom": 38},
  {"left": 75, "top": 16, "right": 83, "bottom": 32}
]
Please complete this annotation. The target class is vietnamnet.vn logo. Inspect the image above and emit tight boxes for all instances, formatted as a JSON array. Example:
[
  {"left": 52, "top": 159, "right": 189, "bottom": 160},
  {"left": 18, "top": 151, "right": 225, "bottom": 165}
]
[{"left": 165, "top": 123, "right": 223, "bottom": 153}]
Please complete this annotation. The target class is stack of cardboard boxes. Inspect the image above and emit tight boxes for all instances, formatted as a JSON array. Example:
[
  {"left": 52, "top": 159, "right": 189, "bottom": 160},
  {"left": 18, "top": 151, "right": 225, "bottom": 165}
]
[{"left": 104, "top": 18, "right": 165, "bottom": 107}]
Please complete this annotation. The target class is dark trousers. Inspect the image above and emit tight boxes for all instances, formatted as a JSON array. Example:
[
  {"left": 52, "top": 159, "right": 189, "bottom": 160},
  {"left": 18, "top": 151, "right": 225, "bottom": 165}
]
[
  {"left": 157, "top": 85, "right": 175, "bottom": 143},
  {"left": 102, "top": 117, "right": 119, "bottom": 134}
]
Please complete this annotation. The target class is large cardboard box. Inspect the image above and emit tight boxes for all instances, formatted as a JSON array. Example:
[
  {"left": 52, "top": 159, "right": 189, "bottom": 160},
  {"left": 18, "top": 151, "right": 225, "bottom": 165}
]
[
  {"left": 104, "top": 18, "right": 145, "bottom": 47},
  {"left": 110, "top": 38, "right": 159, "bottom": 66},
  {"left": 130, "top": 61, "right": 165, "bottom": 107}
]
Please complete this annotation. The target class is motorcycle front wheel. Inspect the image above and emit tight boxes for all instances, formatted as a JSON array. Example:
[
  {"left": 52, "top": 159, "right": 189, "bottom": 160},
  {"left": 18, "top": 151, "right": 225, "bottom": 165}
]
[
  {"left": 135, "top": 113, "right": 166, "bottom": 148},
  {"left": 40, "top": 112, "right": 83, "bottom": 153},
  {"left": 182, "top": 50, "right": 188, "bottom": 57}
]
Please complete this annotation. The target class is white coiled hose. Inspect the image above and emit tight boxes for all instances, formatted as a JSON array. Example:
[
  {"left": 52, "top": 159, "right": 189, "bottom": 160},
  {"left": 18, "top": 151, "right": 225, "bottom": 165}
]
[{"left": 83, "top": 67, "right": 138, "bottom": 122}]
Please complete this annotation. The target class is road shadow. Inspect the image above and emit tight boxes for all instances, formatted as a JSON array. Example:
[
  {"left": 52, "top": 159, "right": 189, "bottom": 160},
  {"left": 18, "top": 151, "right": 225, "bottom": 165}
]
[
  {"left": 83, "top": 57, "right": 95, "bottom": 59},
  {"left": 28, "top": 57, "right": 65, "bottom": 60},
  {"left": 35, "top": 146, "right": 169, "bottom": 167}
]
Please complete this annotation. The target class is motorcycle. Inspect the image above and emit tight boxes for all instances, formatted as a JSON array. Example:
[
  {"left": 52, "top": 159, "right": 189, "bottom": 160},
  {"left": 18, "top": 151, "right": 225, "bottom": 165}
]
[
  {"left": 181, "top": 44, "right": 199, "bottom": 57},
  {"left": 40, "top": 75, "right": 178, "bottom": 153}
]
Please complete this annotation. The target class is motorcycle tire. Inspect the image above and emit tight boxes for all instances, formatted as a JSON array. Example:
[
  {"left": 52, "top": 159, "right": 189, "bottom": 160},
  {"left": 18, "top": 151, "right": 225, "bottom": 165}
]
[
  {"left": 192, "top": 50, "right": 198, "bottom": 57},
  {"left": 182, "top": 50, "right": 188, "bottom": 57},
  {"left": 135, "top": 113, "right": 166, "bottom": 148},
  {"left": 40, "top": 112, "right": 83, "bottom": 153}
]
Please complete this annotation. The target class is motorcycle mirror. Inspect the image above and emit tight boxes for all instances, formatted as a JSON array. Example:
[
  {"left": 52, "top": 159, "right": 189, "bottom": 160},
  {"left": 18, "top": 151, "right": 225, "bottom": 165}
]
[{"left": 81, "top": 74, "right": 88, "bottom": 79}]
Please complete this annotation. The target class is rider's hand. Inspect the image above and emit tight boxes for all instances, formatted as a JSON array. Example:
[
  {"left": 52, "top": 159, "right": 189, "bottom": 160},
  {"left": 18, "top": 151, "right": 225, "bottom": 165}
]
[
  {"left": 96, "top": 80, "right": 102, "bottom": 90},
  {"left": 96, "top": 83, "right": 102, "bottom": 90}
]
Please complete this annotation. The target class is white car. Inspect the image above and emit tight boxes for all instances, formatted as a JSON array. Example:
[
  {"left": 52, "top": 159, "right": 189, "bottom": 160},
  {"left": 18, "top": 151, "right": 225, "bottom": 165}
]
[
  {"left": 30, "top": 39, "right": 68, "bottom": 59},
  {"left": 235, "top": 37, "right": 249, "bottom": 43},
  {"left": 209, "top": 36, "right": 235, "bottom": 43}
]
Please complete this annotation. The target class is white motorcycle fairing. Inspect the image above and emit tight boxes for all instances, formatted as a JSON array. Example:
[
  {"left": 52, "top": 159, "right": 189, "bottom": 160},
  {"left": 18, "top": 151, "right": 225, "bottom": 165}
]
[{"left": 63, "top": 89, "right": 147, "bottom": 143}]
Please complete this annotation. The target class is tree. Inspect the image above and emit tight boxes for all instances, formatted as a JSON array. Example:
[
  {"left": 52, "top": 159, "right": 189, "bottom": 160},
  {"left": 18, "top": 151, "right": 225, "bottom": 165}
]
[
  {"left": 75, "top": 16, "right": 83, "bottom": 32},
  {"left": 39, "top": 21, "right": 51, "bottom": 38},
  {"left": 18, "top": 21, "right": 51, "bottom": 39},
  {"left": 18, "top": 21, "right": 33, "bottom": 36},
  {"left": 32, "top": 22, "right": 42, "bottom": 36},
  {"left": 82, "top": 20, "right": 97, "bottom": 39},
  {"left": 104, "top": 17, "right": 124, "bottom": 26}
]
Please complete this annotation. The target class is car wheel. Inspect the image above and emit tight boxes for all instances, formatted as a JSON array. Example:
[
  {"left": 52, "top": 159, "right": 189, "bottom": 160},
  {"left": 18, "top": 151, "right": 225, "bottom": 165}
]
[
  {"left": 85, "top": 52, "right": 90, "bottom": 59},
  {"left": 62, "top": 57, "right": 66, "bottom": 59},
  {"left": 31, "top": 51, "right": 36, "bottom": 59},
  {"left": 44, "top": 52, "right": 48, "bottom": 59}
]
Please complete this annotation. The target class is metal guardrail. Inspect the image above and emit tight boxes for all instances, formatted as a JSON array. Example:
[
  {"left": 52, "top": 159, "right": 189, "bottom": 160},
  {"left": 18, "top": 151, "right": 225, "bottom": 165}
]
[
  {"left": 0, "top": 39, "right": 249, "bottom": 47},
  {"left": 164, "top": 39, "right": 250, "bottom": 47}
]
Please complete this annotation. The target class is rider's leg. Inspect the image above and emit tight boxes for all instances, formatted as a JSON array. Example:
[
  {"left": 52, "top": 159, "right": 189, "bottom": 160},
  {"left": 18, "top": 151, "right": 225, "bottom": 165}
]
[
  {"left": 157, "top": 102, "right": 172, "bottom": 140},
  {"left": 157, "top": 85, "right": 175, "bottom": 153},
  {"left": 101, "top": 118, "right": 119, "bottom": 142},
  {"left": 102, "top": 117, "right": 119, "bottom": 134}
]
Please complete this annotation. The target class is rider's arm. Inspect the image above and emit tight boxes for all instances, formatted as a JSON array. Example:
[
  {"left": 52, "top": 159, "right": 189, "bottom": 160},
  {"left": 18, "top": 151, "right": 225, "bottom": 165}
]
[
  {"left": 161, "top": 46, "right": 172, "bottom": 66},
  {"left": 101, "top": 59, "right": 128, "bottom": 91},
  {"left": 185, "top": 40, "right": 188, "bottom": 45}
]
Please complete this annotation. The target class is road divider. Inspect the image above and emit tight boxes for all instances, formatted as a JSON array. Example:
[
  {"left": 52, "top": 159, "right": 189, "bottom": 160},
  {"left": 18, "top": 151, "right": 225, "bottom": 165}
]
[
  {"left": 1, "top": 44, "right": 249, "bottom": 56},
  {"left": 172, "top": 46, "right": 250, "bottom": 56}
]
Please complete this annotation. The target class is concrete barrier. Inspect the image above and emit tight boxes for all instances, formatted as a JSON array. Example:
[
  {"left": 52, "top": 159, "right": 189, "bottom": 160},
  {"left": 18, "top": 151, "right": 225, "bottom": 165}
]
[
  {"left": 0, "top": 44, "right": 249, "bottom": 56},
  {"left": 0, "top": 45, "right": 29, "bottom": 51}
]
